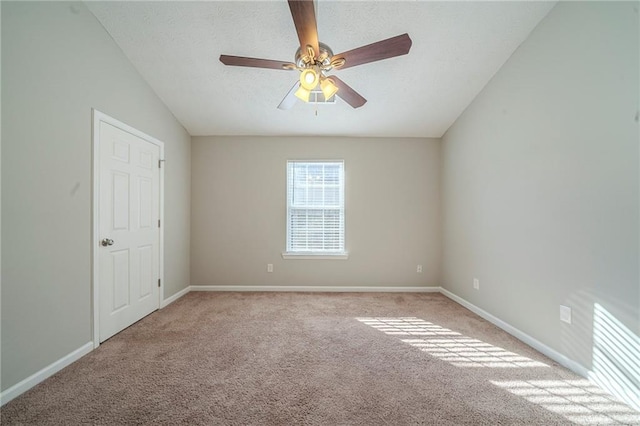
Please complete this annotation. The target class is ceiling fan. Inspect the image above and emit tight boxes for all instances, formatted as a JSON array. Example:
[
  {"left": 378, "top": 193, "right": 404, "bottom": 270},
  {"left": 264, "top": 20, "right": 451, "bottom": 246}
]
[{"left": 219, "top": 0, "right": 412, "bottom": 109}]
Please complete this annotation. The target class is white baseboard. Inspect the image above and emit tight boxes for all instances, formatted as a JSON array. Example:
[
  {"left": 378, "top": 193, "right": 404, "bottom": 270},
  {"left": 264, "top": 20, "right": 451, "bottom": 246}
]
[
  {"left": 439, "top": 288, "right": 589, "bottom": 377},
  {"left": 191, "top": 285, "right": 442, "bottom": 293},
  {"left": 161, "top": 286, "right": 190, "bottom": 308},
  {"left": 0, "top": 341, "right": 94, "bottom": 406}
]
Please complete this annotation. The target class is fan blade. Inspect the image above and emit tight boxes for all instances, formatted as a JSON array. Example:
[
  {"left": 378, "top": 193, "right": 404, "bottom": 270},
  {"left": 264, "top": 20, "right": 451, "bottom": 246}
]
[
  {"left": 220, "top": 55, "right": 295, "bottom": 70},
  {"left": 278, "top": 81, "right": 301, "bottom": 110},
  {"left": 331, "top": 33, "right": 412, "bottom": 70},
  {"left": 288, "top": 0, "right": 319, "bottom": 58},
  {"left": 331, "top": 76, "right": 367, "bottom": 108}
]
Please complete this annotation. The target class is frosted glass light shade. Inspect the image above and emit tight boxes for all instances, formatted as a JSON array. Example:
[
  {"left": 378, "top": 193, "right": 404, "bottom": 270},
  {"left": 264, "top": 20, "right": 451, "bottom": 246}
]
[
  {"left": 299, "top": 69, "right": 319, "bottom": 91},
  {"left": 320, "top": 78, "right": 338, "bottom": 100},
  {"left": 294, "top": 85, "right": 311, "bottom": 102}
]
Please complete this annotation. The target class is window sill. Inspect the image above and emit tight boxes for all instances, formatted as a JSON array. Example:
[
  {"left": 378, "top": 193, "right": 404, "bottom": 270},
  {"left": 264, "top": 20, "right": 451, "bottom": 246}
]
[{"left": 281, "top": 252, "right": 349, "bottom": 260}]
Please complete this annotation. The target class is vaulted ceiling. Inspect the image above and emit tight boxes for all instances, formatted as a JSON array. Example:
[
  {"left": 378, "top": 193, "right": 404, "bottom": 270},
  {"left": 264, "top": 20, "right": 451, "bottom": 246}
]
[{"left": 87, "top": 1, "right": 556, "bottom": 138}]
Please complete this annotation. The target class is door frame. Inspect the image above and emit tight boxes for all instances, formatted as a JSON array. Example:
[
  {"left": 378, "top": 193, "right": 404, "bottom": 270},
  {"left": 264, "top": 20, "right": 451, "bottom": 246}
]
[{"left": 91, "top": 109, "right": 165, "bottom": 349}]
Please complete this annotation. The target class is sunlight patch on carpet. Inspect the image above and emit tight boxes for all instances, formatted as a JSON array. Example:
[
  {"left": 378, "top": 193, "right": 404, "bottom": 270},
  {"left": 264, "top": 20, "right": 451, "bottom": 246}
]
[
  {"left": 355, "top": 317, "right": 548, "bottom": 368},
  {"left": 491, "top": 379, "right": 640, "bottom": 425}
]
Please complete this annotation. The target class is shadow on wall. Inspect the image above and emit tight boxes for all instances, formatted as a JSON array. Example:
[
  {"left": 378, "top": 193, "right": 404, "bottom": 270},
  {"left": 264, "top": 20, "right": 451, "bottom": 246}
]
[{"left": 357, "top": 316, "right": 640, "bottom": 425}]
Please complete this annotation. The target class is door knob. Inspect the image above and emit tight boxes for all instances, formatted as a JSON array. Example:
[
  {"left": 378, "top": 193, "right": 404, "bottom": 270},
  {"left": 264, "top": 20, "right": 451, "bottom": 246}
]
[{"left": 101, "top": 238, "right": 114, "bottom": 247}]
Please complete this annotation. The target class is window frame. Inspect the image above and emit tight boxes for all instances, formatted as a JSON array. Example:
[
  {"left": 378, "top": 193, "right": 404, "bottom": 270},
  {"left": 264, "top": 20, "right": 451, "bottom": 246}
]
[{"left": 282, "top": 160, "right": 348, "bottom": 260}]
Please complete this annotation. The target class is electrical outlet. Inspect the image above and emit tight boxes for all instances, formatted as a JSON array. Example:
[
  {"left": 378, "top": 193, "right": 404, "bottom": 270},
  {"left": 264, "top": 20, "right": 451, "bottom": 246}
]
[
  {"left": 473, "top": 278, "right": 480, "bottom": 290},
  {"left": 417, "top": 265, "right": 423, "bottom": 273},
  {"left": 267, "top": 264, "right": 273, "bottom": 273},
  {"left": 560, "top": 305, "right": 572, "bottom": 324}
]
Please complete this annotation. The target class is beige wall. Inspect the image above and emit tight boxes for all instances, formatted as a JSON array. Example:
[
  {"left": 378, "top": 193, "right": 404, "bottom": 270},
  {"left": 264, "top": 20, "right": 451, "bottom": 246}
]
[
  {"left": 191, "top": 136, "right": 440, "bottom": 288},
  {"left": 1, "top": 1, "right": 191, "bottom": 391},
  {"left": 441, "top": 0, "right": 638, "bottom": 385}
]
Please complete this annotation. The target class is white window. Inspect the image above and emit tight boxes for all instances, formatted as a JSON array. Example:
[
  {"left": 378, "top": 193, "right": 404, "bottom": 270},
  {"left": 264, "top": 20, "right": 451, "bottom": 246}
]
[{"left": 284, "top": 160, "right": 347, "bottom": 259}]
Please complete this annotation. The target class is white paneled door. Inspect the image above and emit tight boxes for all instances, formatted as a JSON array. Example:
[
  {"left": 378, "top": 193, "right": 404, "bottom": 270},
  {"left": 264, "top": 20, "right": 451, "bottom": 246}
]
[{"left": 97, "top": 117, "right": 162, "bottom": 343}]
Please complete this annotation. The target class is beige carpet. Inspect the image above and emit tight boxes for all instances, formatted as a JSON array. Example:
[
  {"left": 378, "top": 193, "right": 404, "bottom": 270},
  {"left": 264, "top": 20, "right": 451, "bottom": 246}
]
[{"left": 2, "top": 292, "right": 639, "bottom": 425}]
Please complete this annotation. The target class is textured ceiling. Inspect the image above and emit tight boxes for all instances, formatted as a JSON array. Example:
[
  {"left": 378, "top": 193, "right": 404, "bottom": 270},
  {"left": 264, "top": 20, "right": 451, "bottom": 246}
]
[{"left": 87, "top": 1, "right": 556, "bottom": 138}]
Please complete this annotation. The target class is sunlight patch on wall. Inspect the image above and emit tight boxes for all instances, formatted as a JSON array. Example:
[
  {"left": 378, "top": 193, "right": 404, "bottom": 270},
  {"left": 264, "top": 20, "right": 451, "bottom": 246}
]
[
  {"left": 491, "top": 379, "right": 640, "bottom": 425},
  {"left": 591, "top": 303, "right": 640, "bottom": 412},
  {"left": 356, "top": 317, "right": 548, "bottom": 368}
]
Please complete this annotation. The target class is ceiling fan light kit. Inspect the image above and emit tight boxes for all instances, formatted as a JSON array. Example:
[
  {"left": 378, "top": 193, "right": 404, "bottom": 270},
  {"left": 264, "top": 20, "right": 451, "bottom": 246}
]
[{"left": 220, "top": 0, "right": 412, "bottom": 110}]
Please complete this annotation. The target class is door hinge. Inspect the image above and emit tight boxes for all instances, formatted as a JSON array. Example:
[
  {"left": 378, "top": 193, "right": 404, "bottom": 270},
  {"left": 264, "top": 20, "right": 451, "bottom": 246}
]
[
  {"left": 158, "top": 219, "right": 161, "bottom": 228},
  {"left": 158, "top": 159, "right": 164, "bottom": 168},
  {"left": 158, "top": 279, "right": 161, "bottom": 288}
]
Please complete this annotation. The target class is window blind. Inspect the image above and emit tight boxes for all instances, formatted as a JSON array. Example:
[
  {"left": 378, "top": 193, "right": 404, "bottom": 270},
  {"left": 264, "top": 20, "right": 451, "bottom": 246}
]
[{"left": 286, "top": 161, "right": 345, "bottom": 254}]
